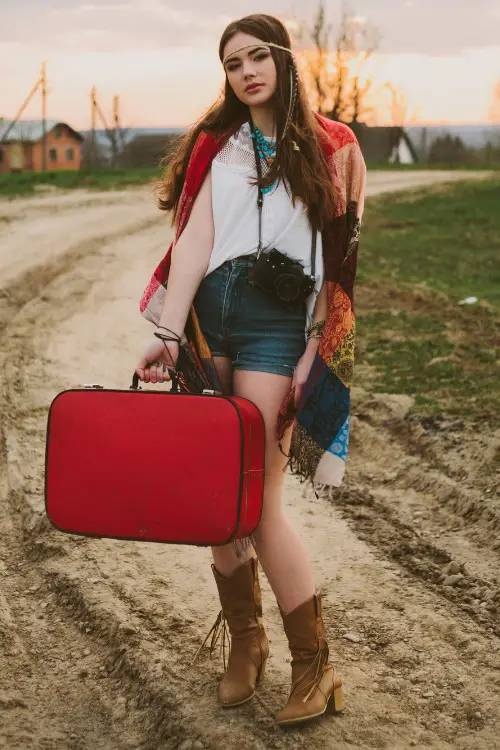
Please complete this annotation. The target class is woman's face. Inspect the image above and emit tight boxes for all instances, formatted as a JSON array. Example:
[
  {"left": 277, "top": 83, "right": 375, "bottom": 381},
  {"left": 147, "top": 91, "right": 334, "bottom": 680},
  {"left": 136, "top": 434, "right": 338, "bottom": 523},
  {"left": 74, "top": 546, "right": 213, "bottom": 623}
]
[{"left": 222, "top": 32, "right": 278, "bottom": 107}]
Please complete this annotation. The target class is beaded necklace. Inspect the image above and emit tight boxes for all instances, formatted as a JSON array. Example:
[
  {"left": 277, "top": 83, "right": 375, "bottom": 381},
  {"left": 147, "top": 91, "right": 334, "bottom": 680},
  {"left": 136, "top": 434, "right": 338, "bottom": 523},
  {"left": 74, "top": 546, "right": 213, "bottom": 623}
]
[{"left": 250, "top": 126, "right": 277, "bottom": 195}]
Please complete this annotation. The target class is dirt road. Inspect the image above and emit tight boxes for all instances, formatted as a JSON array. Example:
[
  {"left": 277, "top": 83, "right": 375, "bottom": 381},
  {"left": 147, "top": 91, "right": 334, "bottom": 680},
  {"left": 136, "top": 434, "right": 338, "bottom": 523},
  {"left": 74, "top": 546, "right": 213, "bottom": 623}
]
[{"left": 1, "top": 172, "right": 498, "bottom": 750}]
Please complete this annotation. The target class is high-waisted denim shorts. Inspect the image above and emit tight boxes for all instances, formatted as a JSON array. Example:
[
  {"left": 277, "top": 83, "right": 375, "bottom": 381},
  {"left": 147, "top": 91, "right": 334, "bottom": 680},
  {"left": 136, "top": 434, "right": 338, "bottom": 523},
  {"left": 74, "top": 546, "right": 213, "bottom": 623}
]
[{"left": 193, "top": 255, "right": 306, "bottom": 377}]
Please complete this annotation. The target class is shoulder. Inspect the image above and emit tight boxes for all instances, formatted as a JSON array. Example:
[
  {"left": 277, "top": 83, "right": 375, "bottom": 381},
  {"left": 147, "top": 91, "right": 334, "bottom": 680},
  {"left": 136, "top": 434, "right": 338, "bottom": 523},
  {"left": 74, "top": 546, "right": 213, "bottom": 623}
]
[
  {"left": 186, "top": 127, "right": 235, "bottom": 171},
  {"left": 190, "top": 122, "right": 244, "bottom": 163},
  {"left": 313, "top": 113, "right": 359, "bottom": 152}
]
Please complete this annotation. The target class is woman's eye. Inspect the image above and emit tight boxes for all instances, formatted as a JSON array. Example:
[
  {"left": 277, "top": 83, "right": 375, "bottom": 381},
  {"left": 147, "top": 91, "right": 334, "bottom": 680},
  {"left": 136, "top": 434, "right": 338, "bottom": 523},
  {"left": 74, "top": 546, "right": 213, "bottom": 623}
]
[
  {"left": 227, "top": 63, "right": 240, "bottom": 72},
  {"left": 254, "top": 53, "right": 269, "bottom": 62}
]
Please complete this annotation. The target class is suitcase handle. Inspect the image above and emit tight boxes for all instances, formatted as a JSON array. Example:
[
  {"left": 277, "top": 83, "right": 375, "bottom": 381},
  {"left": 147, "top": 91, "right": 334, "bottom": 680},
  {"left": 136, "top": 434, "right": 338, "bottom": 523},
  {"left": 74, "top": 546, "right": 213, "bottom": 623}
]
[{"left": 130, "top": 370, "right": 179, "bottom": 392}]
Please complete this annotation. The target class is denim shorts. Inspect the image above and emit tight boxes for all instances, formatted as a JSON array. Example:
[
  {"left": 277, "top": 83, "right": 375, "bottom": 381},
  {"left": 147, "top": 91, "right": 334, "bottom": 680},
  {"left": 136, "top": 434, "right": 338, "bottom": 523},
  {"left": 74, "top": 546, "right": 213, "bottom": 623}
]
[{"left": 193, "top": 255, "right": 306, "bottom": 377}]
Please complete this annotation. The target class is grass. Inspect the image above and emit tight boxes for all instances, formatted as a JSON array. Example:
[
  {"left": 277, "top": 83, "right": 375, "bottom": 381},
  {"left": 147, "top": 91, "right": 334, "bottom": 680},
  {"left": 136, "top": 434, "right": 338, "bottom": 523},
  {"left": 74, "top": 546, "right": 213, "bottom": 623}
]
[
  {"left": 0, "top": 167, "right": 161, "bottom": 197},
  {"left": 356, "top": 177, "right": 500, "bottom": 423},
  {"left": 366, "top": 162, "right": 500, "bottom": 171},
  {"left": 1, "top": 163, "right": 497, "bottom": 198}
]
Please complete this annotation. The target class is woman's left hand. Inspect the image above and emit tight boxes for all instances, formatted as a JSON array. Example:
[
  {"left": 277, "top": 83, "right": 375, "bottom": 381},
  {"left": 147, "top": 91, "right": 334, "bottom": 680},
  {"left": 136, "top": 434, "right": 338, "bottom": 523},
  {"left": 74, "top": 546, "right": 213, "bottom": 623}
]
[{"left": 293, "top": 341, "right": 319, "bottom": 408}]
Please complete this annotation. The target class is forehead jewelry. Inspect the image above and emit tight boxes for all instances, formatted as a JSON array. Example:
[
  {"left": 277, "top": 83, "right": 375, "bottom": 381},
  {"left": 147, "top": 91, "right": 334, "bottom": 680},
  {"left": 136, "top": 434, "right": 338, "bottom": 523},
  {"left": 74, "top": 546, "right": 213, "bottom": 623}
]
[{"left": 222, "top": 41, "right": 293, "bottom": 67}]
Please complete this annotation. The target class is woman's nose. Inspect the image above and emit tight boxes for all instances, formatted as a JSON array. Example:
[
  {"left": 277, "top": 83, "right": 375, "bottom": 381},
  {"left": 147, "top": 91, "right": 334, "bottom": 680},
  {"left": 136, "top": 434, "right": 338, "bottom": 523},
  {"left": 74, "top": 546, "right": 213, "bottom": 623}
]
[{"left": 243, "top": 62, "right": 257, "bottom": 78}]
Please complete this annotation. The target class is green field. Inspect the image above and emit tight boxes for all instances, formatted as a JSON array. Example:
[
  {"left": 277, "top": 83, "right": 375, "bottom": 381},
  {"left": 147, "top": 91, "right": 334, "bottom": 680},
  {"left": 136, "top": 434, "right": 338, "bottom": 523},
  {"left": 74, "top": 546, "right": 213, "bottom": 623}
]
[
  {"left": 365, "top": 162, "right": 500, "bottom": 171},
  {"left": 0, "top": 167, "right": 161, "bottom": 197},
  {"left": 356, "top": 177, "right": 500, "bottom": 423},
  {"left": 1, "top": 162, "right": 498, "bottom": 199}
]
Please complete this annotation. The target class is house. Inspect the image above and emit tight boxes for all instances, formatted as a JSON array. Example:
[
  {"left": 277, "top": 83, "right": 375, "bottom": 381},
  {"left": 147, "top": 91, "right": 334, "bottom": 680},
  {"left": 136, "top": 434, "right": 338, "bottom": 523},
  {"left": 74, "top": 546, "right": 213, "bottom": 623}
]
[
  {"left": 348, "top": 123, "right": 419, "bottom": 165},
  {"left": 0, "top": 120, "right": 84, "bottom": 173}
]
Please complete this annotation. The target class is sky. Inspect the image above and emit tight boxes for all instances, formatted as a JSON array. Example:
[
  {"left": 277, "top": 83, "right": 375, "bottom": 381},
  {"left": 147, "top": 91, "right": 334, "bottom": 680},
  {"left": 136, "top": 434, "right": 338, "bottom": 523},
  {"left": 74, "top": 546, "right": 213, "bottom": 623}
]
[{"left": 2, "top": 0, "right": 500, "bottom": 129}]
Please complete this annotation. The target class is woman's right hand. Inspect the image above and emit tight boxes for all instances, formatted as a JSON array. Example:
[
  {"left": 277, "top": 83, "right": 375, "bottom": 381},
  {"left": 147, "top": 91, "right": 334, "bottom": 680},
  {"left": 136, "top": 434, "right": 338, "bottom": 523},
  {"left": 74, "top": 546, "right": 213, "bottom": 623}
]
[{"left": 135, "top": 337, "right": 179, "bottom": 384}]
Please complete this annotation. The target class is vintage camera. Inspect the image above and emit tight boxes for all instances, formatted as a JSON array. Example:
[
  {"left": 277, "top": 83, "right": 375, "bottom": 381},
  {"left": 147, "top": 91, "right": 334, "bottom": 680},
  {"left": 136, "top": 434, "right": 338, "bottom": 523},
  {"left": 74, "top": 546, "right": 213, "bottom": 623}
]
[{"left": 248, "top": 249, "right": 316, "bottom": 306}]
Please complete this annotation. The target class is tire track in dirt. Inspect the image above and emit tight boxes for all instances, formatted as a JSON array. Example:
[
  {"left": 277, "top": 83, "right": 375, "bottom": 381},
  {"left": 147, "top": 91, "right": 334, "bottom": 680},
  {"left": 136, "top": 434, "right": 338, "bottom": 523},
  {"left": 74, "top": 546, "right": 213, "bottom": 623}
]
[
  {"left": 1, "top": 176, "right": 499, "bottom": 749},
  {"left": 0, "top": 480, "right": 149, "bottom": 750},
  {"left": 326, "top": 390, "right": 500, "bottom": 635},
  {"left": 0, "top": 216, "right": 161, "bottom": 337},
  {"left": 0, "top": 223, "right": 295, "bottom": 750}
]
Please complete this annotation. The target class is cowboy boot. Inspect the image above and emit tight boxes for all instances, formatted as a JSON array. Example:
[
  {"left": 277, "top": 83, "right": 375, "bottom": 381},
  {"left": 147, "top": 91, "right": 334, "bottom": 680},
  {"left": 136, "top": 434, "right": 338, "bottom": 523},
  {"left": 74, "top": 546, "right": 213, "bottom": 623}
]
[
  {"left": 276, "top": 590, "right": 343, "bottom": 727},
  {"left": 195, "top": 557, "right": 269, "bottom": 707}
]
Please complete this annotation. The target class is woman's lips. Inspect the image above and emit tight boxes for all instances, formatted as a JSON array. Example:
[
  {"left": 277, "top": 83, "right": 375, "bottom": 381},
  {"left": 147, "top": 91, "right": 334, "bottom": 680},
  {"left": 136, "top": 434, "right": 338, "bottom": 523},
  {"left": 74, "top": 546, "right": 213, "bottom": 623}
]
[{"left": 245, "top": 83, "right": 263, "bottom": 93}]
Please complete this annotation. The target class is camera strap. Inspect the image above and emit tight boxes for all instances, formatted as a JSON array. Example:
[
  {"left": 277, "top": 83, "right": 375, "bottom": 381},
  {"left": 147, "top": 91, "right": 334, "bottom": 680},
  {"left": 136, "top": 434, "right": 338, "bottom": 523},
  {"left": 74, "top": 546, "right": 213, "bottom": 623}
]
[{"left": 250, "top": 120, "right": 316, "bottom": 280}]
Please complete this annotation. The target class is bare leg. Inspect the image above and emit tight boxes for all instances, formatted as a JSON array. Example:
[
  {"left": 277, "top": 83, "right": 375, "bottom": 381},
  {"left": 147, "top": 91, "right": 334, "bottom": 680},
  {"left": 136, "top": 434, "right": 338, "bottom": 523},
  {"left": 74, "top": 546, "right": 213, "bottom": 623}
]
[
  {"left": 210, "top": 357, "right": 256, "bottom": 577},
  {"left": 232, "top": 370, "right": 316, "bottom": 614}
]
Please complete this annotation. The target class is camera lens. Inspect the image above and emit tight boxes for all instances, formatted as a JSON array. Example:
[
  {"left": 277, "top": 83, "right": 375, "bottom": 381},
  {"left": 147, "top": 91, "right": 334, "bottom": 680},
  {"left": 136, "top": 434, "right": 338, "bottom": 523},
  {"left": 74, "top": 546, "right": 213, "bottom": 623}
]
[{"left": 273, "top": 272, "right": 301, "bottom": 303}]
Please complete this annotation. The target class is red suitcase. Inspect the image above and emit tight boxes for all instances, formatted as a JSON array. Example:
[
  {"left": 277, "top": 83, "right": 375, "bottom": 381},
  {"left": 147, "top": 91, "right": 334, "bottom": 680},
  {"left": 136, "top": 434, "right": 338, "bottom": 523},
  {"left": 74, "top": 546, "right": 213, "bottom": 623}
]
[{"left": 45, "top": 374, "right": 265, "bottom": 546}]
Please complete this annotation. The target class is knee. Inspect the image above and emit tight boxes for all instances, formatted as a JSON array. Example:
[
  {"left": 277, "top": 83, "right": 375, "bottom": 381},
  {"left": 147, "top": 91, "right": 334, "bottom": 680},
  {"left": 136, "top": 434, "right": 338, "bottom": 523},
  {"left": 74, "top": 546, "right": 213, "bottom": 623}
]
[{"left": 252, "top": 509, "right": 286, "bottom": 546}]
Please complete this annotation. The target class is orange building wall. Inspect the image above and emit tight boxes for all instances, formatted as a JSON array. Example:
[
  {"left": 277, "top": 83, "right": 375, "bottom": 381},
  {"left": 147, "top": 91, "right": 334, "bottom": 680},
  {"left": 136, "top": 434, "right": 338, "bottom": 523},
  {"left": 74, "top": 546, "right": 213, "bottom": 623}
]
[
  {"left": 0, "top": 124, "right": 82, "bottom": 173},
  {"left": 31, "top": 125, "right": 82, "bottom": 172},
  {"left": 0, "top": 145, "right": 14, "bottom": 174},
  {"left": 0, "top": 143, "right": 27, "bottom": 173}
]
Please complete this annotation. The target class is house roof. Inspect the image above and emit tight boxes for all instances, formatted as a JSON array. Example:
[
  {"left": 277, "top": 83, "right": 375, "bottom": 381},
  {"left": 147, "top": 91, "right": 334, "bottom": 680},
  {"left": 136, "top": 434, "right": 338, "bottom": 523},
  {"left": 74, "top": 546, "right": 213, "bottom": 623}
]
[
  {"left": 0, "top": 119, "right": 84, "bottom": 144},
  {"left": 347, "top": 122, "right": 418, "bottom": 163}
]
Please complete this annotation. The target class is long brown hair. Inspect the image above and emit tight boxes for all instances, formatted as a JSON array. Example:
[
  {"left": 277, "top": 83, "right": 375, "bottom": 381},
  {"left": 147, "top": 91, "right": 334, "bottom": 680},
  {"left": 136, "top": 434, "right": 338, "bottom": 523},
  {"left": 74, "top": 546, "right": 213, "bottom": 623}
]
[{"left": 157, "top": 14, "right": 335, "bottom": 230}]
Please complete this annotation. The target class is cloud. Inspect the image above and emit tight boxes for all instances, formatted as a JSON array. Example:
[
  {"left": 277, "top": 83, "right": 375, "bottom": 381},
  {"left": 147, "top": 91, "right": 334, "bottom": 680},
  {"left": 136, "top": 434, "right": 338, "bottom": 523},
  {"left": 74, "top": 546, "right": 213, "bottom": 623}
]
[
  {"left": 334, "top": 0, "right": 500, "bottom": 56},
  {"left": 1, "top": 0, "right": 500, "bottom": 56},
  {"left": 0, "top": 0, "right": 234, "bottom": 50}
]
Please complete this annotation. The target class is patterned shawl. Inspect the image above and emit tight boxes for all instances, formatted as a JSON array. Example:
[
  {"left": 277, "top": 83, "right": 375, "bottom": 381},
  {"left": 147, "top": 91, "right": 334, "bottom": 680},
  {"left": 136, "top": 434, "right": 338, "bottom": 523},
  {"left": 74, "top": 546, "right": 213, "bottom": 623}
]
[{"left": 140, "top": 114, "right": 366, "bottom": 488}]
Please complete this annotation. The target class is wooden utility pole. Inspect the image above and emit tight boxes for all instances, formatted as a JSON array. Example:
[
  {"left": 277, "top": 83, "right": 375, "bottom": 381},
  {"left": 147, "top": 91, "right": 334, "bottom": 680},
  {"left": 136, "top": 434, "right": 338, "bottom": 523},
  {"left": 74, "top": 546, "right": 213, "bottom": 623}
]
[
  {"left": 88, "top": 88, "right": 124, "bottom": 169},
  {"left": 41, "top": 61, "right": 47, "bottom": 173},
  {"left": 112, "top": 95, "right": 119, "bottom": 167},
  {"left": 90, "top": 85, "right": 97, "bottom": 169},
  {"left": 0, "top": 66, "right": 44, "bottom": 145},
  {"left": 113, "top": 96, "right": 119, "bottom": 130},
  {"left": 113, "top": 95, "right": 126, "bottom": 165}
]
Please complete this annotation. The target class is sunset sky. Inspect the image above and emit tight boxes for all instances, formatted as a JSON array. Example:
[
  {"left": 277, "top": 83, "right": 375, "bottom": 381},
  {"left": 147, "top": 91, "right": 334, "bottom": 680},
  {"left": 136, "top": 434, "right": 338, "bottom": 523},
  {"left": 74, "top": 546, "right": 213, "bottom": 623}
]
[{"left": 2, "top": 0, "right": 500, "bottom": 129}]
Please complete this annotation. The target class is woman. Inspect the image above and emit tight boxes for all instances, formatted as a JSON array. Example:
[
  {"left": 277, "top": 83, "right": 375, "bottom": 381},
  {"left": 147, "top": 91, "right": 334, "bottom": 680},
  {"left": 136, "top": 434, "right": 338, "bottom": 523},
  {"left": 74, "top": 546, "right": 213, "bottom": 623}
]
[{"left": 136, "top": 14, "right": 366, "bottom": 727}]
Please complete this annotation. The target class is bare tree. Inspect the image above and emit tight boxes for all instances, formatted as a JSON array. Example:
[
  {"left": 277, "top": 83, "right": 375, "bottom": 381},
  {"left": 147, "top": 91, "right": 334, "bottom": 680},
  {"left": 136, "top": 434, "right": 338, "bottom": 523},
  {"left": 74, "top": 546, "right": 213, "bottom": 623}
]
[
  {"left": 384, "top": 83, "right": 408, "bottom": 126},
  {"left": 382, "top": 83, "right": 420, "bottom": 126},
  {"left": 338, "top": 12, "right": 380, "bottom": 123},
  {"left": 309, "top": 3, "right": 331, "bottom": 116},
  {"left": 295, "top": 2, "right": 380, "bottom": 123}
]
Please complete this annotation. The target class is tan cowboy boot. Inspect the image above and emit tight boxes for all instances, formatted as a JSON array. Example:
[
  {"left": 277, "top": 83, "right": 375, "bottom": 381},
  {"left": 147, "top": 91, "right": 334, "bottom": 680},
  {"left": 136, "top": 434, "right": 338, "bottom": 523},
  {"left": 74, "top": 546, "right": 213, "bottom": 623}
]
[
  {"left": 195, "top": 557, "right": 269, "bottom": 707},
  {"left": 276, "top": 590, "right": 343, "bottom": 727}
]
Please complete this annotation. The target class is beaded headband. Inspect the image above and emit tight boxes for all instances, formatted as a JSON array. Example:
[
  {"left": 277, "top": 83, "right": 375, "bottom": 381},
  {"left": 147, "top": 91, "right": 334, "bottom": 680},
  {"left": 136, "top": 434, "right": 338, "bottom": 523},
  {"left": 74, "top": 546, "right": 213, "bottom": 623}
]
[{"left": 222, "top": 41, "right": 294, "bottom": 67}]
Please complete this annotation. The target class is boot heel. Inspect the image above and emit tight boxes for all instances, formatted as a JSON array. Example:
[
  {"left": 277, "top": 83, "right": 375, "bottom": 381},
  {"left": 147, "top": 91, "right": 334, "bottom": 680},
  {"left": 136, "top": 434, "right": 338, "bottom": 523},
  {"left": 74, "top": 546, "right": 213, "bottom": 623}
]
[
  {"left": 257, "top": 659, "right": 267, "bottom": 684},
  {"left": 326, "top": 680, "right": 344, "bottom": 714}
]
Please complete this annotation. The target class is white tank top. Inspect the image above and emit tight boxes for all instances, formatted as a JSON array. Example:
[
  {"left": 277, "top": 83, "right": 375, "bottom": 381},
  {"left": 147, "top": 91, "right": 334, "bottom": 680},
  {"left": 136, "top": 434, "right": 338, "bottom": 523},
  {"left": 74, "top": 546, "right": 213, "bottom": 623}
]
[{"left": 206, "top": 121, "right": 324, "bottom": 324}]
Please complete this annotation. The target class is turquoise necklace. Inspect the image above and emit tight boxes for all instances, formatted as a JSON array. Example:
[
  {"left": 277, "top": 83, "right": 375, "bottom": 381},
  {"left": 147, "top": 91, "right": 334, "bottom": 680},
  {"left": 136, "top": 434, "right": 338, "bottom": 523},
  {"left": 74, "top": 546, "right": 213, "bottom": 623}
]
[
  {"left": 250, "top": 126, "right": 277, "bottom": 194},
  {"left": 251, "top": 126, "right": 276, "bottom": 160}
]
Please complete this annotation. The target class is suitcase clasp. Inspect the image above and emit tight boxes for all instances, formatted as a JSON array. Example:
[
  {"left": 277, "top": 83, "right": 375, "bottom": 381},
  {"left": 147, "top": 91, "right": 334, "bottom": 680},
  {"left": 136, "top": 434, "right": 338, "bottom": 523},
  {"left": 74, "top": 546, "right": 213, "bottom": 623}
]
[
  {"left": 202, "top": 389, "right": 216, "bottom": 396},
  {"left": 83, "top": 384, "right": 104, "bottom": 389}
]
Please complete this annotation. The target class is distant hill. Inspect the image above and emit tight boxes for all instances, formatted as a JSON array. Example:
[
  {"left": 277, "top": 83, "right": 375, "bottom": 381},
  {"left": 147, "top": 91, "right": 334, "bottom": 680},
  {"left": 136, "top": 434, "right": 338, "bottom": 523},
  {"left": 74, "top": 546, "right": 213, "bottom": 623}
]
[
  {"left": 83, "top": 124, "right": 500, "bottom": 145},
  {"left": 80, "top": 127, "right": 185, "bottom": 162},
  {"left": 80, "top": 124, "right": 500, "bottom": 165},
  {"left": 80, "top": 127, "right": 185, "bottom": 138},
  {"left": 407, "top": 124, "right": 500, "bottom": 150}
]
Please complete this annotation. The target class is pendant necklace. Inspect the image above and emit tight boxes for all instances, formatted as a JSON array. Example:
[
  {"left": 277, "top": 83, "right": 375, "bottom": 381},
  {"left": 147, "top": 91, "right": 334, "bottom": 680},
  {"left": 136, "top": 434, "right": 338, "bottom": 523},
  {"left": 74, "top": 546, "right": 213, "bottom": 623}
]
[{"left": 250, "top": 126, "right": 277, "bottom": 194}]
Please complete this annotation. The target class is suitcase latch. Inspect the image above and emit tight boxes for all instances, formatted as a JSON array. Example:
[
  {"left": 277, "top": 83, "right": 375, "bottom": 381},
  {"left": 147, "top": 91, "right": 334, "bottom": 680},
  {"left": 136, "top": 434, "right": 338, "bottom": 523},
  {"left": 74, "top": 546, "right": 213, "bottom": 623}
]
[
  {"left": 83, "top": 384, "right": 104, "bottom": 389},
  {"left": 202, "top": 389, "right": 216, "bottom": 396}
]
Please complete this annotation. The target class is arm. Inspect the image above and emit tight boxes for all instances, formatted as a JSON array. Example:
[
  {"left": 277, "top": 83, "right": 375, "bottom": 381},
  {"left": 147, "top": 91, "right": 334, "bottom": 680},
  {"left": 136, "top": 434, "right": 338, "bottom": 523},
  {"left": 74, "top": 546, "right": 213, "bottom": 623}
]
[
  {"left": 158, "top": 170, "right": 214, "bottom": 336},
  {"left": 136, "top": 171, "right": 214, "bottom": 383},
  {"left": 305, "top": 281, "right": 327, "bottom": 355},
  {"left": 293, "top": 282, "right": 327, "bottom": 406}
]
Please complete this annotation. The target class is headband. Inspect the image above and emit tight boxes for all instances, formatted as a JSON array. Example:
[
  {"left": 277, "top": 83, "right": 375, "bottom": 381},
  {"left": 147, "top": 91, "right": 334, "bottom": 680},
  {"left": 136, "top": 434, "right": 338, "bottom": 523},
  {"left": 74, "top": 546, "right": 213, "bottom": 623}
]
[{"left": 222, "top": 42, "right": 294, "bottom": 67}]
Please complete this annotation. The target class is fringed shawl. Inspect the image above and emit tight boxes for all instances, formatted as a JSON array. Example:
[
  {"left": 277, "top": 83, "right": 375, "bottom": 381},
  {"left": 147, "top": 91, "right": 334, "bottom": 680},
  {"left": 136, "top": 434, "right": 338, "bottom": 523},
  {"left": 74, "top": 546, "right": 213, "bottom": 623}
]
[{"left": 140, "top": 114, "right": 366, "bottom": 488}]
